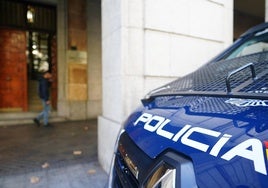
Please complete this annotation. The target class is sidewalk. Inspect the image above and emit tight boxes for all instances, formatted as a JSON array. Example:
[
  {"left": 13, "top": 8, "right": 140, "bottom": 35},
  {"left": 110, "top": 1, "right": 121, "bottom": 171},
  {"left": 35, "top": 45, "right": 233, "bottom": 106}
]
[{"left": 0, "top": 119, "right": 108, "bottom": 188}]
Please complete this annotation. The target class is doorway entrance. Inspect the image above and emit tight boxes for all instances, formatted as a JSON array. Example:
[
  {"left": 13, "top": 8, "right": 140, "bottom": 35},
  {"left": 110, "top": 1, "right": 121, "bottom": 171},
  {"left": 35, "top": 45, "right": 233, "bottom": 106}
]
[
  {"left": 0, "top": 0, "right": 57, "bottom": 112},
  {"left": 27, "top": 31, "right": 56, "bottom": 111}
]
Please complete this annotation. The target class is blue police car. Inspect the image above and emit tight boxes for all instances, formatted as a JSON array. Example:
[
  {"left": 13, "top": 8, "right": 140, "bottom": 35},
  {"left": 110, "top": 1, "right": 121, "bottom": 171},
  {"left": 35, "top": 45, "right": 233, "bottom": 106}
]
[{"left": 108, "top": 22, "right": 268, "bottom": 188}]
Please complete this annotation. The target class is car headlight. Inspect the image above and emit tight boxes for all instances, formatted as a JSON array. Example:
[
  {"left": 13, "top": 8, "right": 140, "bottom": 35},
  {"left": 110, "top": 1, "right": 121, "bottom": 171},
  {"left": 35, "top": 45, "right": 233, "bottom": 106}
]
[
  {"left": 146, "top": 152, "right": 198, "bottom": 188},
  {"left": 146, "top": 163, "right": 176, "bottom": 188}
]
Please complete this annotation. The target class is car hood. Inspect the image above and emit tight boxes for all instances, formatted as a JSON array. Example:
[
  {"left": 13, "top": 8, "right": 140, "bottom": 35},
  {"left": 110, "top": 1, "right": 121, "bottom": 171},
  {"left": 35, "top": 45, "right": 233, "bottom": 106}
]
[{"left": 124, "top": 95, "right": 268, "bottom": 186}]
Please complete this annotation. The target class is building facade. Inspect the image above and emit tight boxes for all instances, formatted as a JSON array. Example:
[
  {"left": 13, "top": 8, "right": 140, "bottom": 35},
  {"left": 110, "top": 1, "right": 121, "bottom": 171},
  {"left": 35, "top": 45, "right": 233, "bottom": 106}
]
[
  {"left": 99, "top": 0, "right": 267, "bottom": 173},
  {"left": 0, "top": 0, "right": 102, "bottom": 121},
  {"left": 0, "top": 0, "right": 267, "bottom": 173}
]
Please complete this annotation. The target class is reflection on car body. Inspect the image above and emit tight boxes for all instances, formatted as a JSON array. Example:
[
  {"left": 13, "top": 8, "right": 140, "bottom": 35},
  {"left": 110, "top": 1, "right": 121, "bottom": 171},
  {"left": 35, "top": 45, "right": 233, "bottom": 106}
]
[{"left": 108, "top": 22, "right": 268, "bottom": 188}]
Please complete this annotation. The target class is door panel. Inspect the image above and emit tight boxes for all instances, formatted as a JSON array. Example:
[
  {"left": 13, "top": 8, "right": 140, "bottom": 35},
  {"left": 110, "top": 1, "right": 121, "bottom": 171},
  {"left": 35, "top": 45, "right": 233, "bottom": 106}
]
[
  {"left": 51, "top": 35, "right": 57, "bottom": 110},
  {"left": 0, "top": 29, "right": 27, "bottom": 111}
]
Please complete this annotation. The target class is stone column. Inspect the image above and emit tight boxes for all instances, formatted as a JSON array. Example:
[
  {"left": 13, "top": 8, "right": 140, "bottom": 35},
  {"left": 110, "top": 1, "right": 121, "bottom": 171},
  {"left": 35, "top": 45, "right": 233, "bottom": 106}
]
[
  {"left": 98, "top": 0, "right": 144, "bottom": 173},
  {"left": 87, "top": 0, "right": 102, "bottom": 118},
  {"left": 57, "top": 0, "right": 69, "bottom": 117}
]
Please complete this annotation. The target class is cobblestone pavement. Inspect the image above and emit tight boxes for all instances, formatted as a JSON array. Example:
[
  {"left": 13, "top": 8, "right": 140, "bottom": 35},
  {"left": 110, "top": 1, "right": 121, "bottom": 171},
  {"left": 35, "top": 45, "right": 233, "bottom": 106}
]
[{"left": 0, "top": 119, "right": 108, "bottom": 188}]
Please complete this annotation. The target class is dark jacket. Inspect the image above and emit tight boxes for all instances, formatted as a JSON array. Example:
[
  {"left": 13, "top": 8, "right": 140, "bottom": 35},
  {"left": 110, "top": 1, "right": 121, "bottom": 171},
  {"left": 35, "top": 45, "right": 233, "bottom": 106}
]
[{"left": 38, "top": 76, "right": 51, "bottom": 102}]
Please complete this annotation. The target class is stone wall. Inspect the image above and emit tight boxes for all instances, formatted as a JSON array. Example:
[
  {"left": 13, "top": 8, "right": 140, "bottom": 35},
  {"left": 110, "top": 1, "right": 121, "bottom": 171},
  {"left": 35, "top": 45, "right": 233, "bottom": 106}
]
[
  {"left": 99, "top": 0, "right": 233, "bottom": 173},
  {"left": 57, "top": 0, "right": 102, "bottom": 120}
]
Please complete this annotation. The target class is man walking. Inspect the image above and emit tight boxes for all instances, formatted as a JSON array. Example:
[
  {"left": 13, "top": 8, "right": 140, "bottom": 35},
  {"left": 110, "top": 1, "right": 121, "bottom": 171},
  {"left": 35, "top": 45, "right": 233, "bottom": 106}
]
[{"left": 33, "top": 71, "right": 53, "bottom": 127}]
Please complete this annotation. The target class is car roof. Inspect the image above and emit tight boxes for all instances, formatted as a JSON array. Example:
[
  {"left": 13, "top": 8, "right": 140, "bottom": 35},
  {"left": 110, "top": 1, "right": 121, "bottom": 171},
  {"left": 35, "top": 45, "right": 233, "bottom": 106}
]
[{"left": 241, "top": 22, "right": 268, "bottom": 37}]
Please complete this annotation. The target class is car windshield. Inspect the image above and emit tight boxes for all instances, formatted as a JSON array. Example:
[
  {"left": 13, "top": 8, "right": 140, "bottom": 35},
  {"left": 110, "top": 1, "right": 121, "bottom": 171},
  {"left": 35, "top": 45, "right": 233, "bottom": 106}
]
[{"left": 225, "top": 28, "right": 268, "bottom": 59}]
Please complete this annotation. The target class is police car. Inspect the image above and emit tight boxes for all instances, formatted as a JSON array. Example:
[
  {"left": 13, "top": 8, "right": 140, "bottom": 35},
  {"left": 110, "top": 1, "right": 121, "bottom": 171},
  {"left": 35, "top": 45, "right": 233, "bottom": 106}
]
[{"left": 108, "top": 22, "right": 268, "bottom": 188}]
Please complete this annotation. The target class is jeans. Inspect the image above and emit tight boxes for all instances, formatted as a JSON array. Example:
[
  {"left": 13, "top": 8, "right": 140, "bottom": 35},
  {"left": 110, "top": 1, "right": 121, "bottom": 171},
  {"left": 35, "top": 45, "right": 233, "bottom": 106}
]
[{"left": 36, "top": 100, "right": 51, "bottom": 125}]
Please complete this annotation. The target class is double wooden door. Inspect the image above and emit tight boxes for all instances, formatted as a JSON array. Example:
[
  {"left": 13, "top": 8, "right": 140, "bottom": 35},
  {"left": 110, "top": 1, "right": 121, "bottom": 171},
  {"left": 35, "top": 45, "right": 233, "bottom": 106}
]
[{"left": 0, "top": 29, "right": 27, "bottom": 111}]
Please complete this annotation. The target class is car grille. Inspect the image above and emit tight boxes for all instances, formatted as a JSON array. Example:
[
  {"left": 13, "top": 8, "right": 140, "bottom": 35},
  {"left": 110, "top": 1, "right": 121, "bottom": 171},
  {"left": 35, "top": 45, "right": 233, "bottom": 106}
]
[
  {"left": 113, "top": 149, "right": 139, "bottom": 187},
  {"left": 111, "top": 132, "right": 198, "bottom": 188},
  {"left": 111, "top": 131, "right": 152, "bottom": 187}
]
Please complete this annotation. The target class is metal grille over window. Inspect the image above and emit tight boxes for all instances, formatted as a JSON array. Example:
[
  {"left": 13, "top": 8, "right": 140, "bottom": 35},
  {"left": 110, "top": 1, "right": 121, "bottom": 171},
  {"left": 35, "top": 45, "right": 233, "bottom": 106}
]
[{"left": 0, "top": 0, "right": 56, "bottom": 33}]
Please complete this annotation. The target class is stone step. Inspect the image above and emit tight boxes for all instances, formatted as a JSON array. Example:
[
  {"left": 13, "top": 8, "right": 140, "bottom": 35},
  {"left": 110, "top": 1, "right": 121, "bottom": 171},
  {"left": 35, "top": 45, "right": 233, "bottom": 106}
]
[{"left": 0, "top": 112, "right": 66, "bottom": 126}]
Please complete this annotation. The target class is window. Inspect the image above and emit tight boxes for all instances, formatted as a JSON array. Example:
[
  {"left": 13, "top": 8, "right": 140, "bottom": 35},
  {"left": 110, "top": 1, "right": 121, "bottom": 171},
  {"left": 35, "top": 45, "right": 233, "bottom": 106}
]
[{"left": 225, "top": 29, "right": 268, "bottom": 59}]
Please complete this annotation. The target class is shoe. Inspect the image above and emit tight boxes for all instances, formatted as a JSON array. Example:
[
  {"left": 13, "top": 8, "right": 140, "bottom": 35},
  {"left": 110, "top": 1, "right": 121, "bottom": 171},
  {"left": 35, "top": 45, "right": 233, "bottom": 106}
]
[
  {"left": 44, "top": 123, "right": 53, "bottom": 127},
  {"left": 33, "top": 118, "right": 40, "bottom": 127}
]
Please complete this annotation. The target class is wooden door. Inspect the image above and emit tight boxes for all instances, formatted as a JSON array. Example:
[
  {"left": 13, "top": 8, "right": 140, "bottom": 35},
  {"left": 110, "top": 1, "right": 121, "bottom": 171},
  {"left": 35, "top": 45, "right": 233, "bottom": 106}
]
[
  {"left": 0, "top": 29, "right": 27, "bottom": 111},
  {"left": 51, "top": 35, "right": 57, "bottom": 110}
]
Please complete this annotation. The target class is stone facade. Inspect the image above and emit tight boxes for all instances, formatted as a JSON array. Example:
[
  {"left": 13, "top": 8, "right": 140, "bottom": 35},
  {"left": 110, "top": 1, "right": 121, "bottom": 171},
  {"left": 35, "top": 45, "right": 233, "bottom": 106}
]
[
  {"left": 57, "top": 0, "right": 102, "bottom": 120},
  {"left": 99, "top": 0, "right": 233, "bottom": 173}
]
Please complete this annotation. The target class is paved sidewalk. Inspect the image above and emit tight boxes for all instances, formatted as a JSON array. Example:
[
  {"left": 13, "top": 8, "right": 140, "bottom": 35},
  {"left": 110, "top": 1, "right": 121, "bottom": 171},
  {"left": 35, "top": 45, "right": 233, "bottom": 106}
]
[{"left": 0, "top": 119, "right": 108, "bottom": 188}]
